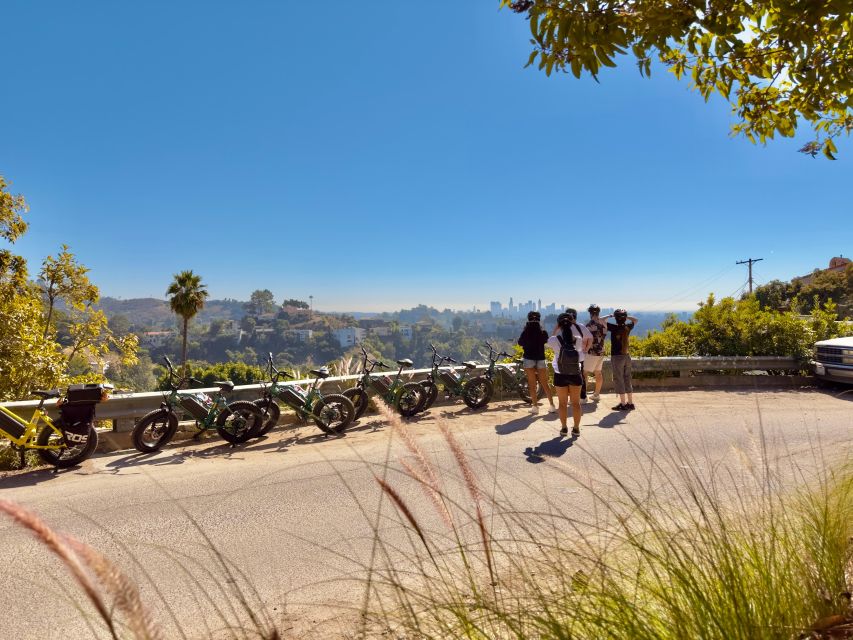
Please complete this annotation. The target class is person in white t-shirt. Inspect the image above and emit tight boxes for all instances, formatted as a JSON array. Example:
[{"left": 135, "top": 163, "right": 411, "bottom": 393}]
[{"left": 546, "top": 312, "right": 592, "bottom": 437}]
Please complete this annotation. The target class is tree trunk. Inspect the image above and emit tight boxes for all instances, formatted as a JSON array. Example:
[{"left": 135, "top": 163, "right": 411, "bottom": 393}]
[{"left": 181, "top": 317, "right": 189, "bottom": 376}]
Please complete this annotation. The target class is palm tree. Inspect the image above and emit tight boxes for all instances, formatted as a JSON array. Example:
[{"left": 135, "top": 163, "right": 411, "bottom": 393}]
[{"left": 166, "top": 270, "right": 209, "bottom": 375}]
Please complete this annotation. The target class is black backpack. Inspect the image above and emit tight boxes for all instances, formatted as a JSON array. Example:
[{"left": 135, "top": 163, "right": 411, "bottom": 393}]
[{"left": 556, "top": 327, "right": 581, "bottom": 376}]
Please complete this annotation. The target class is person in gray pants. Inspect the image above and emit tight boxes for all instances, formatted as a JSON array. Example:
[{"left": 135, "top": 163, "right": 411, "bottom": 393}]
[{"left": 603, "top": 309, "right": 638, "bottom": 411}]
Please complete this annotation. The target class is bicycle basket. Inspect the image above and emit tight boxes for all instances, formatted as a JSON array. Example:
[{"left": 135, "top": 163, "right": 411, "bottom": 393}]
[
  {"left": 0, "top": 410, "right": 27, "bottom": 439},
  {"left": 66, "top": 384, "right": 106, "bottom": 404}
]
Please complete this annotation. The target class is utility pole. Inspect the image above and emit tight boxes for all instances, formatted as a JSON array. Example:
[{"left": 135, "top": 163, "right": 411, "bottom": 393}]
[
  {"left": 309, "top": 295, "right": 313, "bottom": 319},
  {"left": 736, "top": 257, "right": 764, "bottom": 294}
]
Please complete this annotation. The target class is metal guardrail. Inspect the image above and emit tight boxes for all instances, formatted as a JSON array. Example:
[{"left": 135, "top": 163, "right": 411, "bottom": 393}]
[{"left": 0, "top": 356, "right": 803, "bottom": 430}]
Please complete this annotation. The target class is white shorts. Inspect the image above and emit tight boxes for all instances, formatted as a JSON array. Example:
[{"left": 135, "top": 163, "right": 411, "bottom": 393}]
[{"left": 584, "top": 354, "right": 604, "bottom": 373}]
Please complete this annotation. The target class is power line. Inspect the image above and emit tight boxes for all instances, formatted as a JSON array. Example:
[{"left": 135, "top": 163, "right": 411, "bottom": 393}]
[
  {"left": 646, "top": 263, "right": 739, "bottom": 310},
  {"left": 736, "top": 257, "right": 764, "bottom": 294}
]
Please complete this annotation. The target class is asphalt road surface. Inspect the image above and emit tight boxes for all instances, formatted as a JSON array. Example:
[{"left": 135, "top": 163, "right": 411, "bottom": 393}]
[{"left": 1, "top": 388, "right": 850, "bottom": 639}]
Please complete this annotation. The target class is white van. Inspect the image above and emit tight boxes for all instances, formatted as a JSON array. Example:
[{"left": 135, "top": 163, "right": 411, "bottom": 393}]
[{"left": 811, "top": 336, "right": 853, "bottom": 384}]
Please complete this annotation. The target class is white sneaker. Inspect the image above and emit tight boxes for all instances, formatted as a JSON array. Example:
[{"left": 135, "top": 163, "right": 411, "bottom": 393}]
[
  {"left": 591, "top": 393, "right": 600, "bottom": 401},
  {"left": 530, "top": 404, "right": 540, "bottom": 414},
  {"left": 548, "top": 405, "right": 557, "bottom": 413}
]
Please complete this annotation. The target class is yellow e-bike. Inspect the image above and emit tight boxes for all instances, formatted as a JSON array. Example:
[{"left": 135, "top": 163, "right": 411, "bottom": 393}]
[{"left": 0, "top": 384, "right": 111, "bottom": 468}]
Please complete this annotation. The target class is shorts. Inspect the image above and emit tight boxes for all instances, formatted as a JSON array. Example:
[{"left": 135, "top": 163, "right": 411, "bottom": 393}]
[
  {"left": 553, "top": 372, "right": 583, "bottom": 387},
  {"left": 584, "top": 354, "right": 604, "bottom": 373},
  {"left": 523, "top": 359, "right": 547, "bottom": 369}
]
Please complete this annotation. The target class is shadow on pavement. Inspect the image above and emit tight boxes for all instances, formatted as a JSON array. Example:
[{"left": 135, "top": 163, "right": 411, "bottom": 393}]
[
  {"left": 495, "top": 414, "right": 537, "bottom": 435},
  {"left": 597, "top": 411, "right": 627, "bottom": 429},
  {"left": 524, "top": 434, "right": 577, "bottom": 463}
]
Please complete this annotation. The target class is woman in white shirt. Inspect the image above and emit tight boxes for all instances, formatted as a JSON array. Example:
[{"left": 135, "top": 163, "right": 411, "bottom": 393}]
[{"left": 546, "top": 312, "right": 592, "bottom": 436}]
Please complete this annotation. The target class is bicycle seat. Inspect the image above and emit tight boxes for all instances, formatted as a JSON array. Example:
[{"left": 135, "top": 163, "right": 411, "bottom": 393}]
[
  {"left": 214, "top": 380, "right": 234, "bottom": 392},
  {"left": 32, "top": 389, "right": 61, "bottom": 399},
  {"left": 462, "top": 361, "right": 478, "bottom": 369},
  {"left": 310, "top": 368, "right": 330, "bottom": 379},
  {"left": 396, "top": 359, "right": 413, "bottom": 367}
]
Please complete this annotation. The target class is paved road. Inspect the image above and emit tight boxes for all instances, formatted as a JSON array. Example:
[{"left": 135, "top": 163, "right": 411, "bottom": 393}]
[{"left": 0, "top": 388, "right": 850, "bottom": 639}]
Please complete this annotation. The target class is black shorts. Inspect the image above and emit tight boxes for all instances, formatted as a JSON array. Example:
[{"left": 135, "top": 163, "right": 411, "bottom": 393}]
[{"left": 553, "top": 372, "right": 583, "bottom": 387}]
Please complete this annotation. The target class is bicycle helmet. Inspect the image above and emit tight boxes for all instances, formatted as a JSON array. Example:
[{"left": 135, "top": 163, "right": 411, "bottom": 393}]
[
  {"left": 614, "top": 308, "right": 628, "bottom": 324},
  {"left": 565, "top": 308, "right": 578, "bottom": 320},
  {"left": 527, "top": 311, "right": 541, "bottom": 322},
  {"left": 557, "top": 312, "right": 574, "bottom": 329},
  {"left": 587, "top": 304, "right": 600, "bottom": 315}
]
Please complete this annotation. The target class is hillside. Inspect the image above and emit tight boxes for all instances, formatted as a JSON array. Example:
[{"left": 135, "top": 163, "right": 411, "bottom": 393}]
[{"left": 98, "top": 297, "right": 245, "bottom": 329}]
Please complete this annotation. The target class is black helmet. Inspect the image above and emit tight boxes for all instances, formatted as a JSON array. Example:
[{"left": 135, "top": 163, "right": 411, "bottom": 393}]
[
  {"left": 565, "top": 308, "right": 578, "bottom": 320},
  {"left": 557, "top": 312, "right": 574, "bottom": 328},
  {"left": 614, "top": 308, "right": 628, "bottom": 324},
  {"left": 588, "top": 304, "right": 600, "bottom": 314},
  {"left": 527, "top": 310, "right": 541, "bottom": 322}
]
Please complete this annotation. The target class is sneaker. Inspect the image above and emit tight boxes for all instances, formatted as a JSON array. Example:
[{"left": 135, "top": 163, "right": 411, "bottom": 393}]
[
  {"left": 559, "top": 426, "right": 568, "bottom": 436},
  {"left": 530, "top": 404, "right": 540, "bottom": 415},
  {"left": 591, "top": 393, "right": 600, "bottom": 401},
  {"left": 548, "top": 404, "right": 557, "bottom": 413},
  {"left": 571, "top": 426, "right": 580, "bottom": 436},
  {"left": 625, "top": 403, "right": 636, "bottom": 410},
  {"left": 612, "top": 403, "right": 626, "bottom": 411}
]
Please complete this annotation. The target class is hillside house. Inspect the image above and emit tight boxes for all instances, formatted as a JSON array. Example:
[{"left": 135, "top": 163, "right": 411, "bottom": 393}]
[{"left": 794, "top": 256, "right": 851, "bottom": 286}]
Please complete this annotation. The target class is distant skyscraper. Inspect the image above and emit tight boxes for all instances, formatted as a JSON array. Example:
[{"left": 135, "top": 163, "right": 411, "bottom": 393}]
[
  {"left": 538, "top": 298, "right": 541, "bottom": 311},
  {"left": 490, "top": 301, "right": 502, "bottom": 316},
  {"left": 508, "top": 297, "right": 514, "bottom": 313}
]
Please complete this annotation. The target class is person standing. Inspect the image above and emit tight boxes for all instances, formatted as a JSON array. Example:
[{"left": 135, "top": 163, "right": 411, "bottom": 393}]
[
  {"left": 565, "top": 308, "right": 592, "bottom": 400},
  {"left": 584, "top": 304, "right": 607, "bottom": 401},
  {"left": 547, "top": 312, "right": 591, "bottom": 436},
  {"left": 517, "top": 311, "right": 556, "bottom": 414},
  {"left": 603, "top": 309, "right": 638, "bottom": 411}
]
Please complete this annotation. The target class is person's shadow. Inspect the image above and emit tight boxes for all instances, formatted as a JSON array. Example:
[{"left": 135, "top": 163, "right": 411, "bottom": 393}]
[
  {"left": 597, "top": 411, "right": 626, "bottom": 429},
  {"left": 524, "top": 434, "right": 576, "bottom": 463},
  {"left": 495, "top": 415, "right": 537, "bottom": 435}
]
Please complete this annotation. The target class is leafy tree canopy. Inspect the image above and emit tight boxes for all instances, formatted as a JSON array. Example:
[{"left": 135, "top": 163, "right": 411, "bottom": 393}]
[
  {"left": 502, "top": 0, "right": 853, "bottom": 158},
  {"left": 282, "top": 298, "right": 309, "bottom": 309},
  {"left": 244, "top": 289, "right": 276, "bottom": 317}
]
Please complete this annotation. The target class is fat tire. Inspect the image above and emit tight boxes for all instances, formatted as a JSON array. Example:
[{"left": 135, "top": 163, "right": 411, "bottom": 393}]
[
  {"left": 395, "top": 382, "right": 424, "bottom": 417},
  {"left": 343, "top": 387, "right": 370, "bottom": 420},
  {"left": 132, "top": 409, "right": 178, "bottom": 453},
  {"left": 216, "top": 401, "right": 263, "bottom": 444},
  {"left": 253, "top": 398, "right": 281, "bottom": 436},
  {"left": 312, "top": 394, "right": 355, "bottom": 434},
  {"left": 419, "top": 380, "right": 439, "bottom": 411},
  {"left": 36, "top": 422, "right": 98, "bottom": 468},
  {"left": 462, "top": 376, "right": 493, "bottom": 410}
]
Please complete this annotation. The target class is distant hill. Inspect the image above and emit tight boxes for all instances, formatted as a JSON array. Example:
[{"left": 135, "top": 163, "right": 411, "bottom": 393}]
[{"left": 98, "top": 297, "right": 245, "bottom": 329}]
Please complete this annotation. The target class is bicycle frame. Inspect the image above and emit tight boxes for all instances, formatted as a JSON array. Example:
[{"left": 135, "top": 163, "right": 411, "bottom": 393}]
[
  {"left": 0, "top": 403, "right": 64, "bottom": 451},
  {"left": 262, "top": 357, "right": 324, "bottom": 418},
  {"left": 354, "top": 348, "right": 411, "bottom": 403},
  {"left": 428, "top": 345, "right": 474, "bottom": 396},
  {"left": 158, "top": 357, "right": 228, "bottom": 431}
]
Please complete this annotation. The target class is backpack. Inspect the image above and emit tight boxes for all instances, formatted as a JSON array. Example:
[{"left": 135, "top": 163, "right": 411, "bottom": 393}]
[{"left": 556, "top": 328, "right": 581, "bottom": 376}]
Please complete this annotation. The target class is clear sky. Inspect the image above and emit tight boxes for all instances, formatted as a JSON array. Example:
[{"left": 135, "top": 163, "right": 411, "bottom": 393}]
[{"left": 1, "top": 1, "right": 849, "bottom": 313}]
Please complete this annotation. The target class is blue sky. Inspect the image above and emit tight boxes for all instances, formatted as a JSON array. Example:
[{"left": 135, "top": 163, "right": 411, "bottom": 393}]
[{"left": 1, "top": 0, "right": 849, "bottom": 312}]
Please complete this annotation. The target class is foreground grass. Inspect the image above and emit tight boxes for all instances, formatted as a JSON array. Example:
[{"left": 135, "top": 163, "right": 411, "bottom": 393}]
[
  {"left": 360, "top": 403, "right": 853, "bottom": 640},
  {"left": 1, "top": 401, "right": 851, "bottom": 639}
]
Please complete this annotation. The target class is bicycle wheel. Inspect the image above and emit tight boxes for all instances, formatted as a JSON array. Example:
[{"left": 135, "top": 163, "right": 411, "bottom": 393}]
[
  {"left": 419, "top": 380, "right": 439, "bottom": 411},
  {"left": 518, "top": 380, "right": 546, "bottom": 404},
  {"left": 343, "top": 387, "right": 370, "bottom": 420},
  {"left": 36, "top": 421, "right": 98, "bottom": 468},
  {"left": 132, "top": 408, "right": 178, "bottom": 453},
  {"left": 462, "top": 376, "right": 493, "bottom": 409},
  {"left": 216, "top": 401, "right": 262, "bottom": 444},
  {"left": 312, "top": 394, "right": 355, "bottom": 434},
  {"left": 395, "top": 382, "right": 424, "bottom": 417},
  {"left": 253, "top": 398, "right": 281, "bottom": 436}
]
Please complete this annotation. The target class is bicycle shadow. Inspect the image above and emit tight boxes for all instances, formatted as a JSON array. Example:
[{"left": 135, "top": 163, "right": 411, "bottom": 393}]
[
  {"left": 524, "top": 434, "right": 577, "bottom": 463},
  {"left": 0, "top": 467, "right": 66, "bottom": 488}
]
